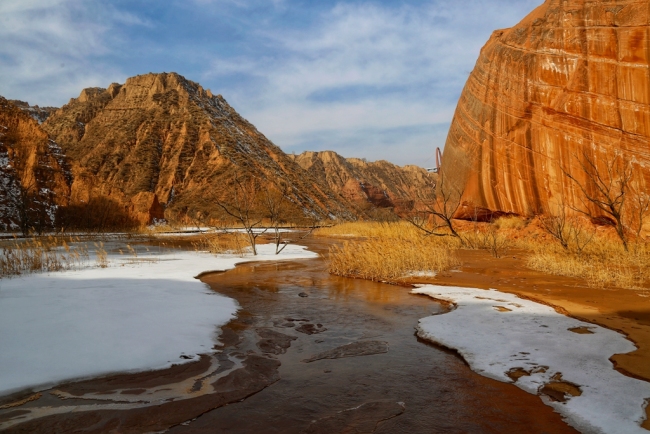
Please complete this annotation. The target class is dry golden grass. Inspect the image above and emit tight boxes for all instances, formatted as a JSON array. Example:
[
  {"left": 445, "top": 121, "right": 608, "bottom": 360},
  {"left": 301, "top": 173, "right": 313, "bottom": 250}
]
[
  {"left": 320, "top": 220, "right": 650, "bottom": 290},
  {"left": 525, "top": 231, "right": 650, "bottom": 289},
  {"left": 324, "top": 222, "right": 459, "bottom": 282},
  {"left": 315, "top": 221, "right": 446, "bottom": 240},
  {"left": 192, "top": 232, "right": 249, "bottom": 257},
  {"left": 493, "top": 216, "right": 527, "bottom": 230},
  {"left": 0, "top": 236, "right": 90, "bottom": 277}
]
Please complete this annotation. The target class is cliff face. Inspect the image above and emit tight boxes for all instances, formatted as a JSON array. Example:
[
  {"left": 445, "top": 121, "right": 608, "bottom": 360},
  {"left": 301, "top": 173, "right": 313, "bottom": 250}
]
[
  {"left": 442, "top": 0, "right": 650, "bottom": 218},
  {"left": 0, "top": 97, "right": 70, "bottom": 232},
  {"left": 290, "top": 151, "right": 434, "bottom": 216},
  {"left": 43, "top": 73, "right": 354, "bottom": 224},
  {"left": 9, "top": 100, "right": 58, "bottom": 124}
]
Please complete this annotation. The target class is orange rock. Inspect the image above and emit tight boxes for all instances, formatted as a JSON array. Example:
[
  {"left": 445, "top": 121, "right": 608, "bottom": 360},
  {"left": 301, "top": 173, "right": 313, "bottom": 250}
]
[
  {"left": 442, "top": 0, "right": 650, "bottom": 221},
  {"left": 43, "top": 73, "right": 357, "bottom": 224},
  {"left": 290, "top": 150, "right": 433, "bottom": 217}
]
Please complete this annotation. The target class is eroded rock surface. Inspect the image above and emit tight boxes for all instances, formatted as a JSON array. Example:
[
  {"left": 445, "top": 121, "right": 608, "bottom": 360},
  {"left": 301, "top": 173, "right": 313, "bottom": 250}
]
[
  {"left": 0, "top": 97, "right": 70, "bottom": 232},
  {"left": 442, "top": 0, "right": 650, "bottom": 218},
  {"left": 42, "top": 72, "right": 356, "bottom": 225},
  {"left": 290, "top": 151, "right": 433, "bottom": 217}
]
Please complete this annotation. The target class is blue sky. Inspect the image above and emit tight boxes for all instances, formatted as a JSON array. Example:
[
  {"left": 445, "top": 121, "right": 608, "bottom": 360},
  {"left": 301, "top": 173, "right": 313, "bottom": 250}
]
[{"left": 0, "top": 0, "right": 542, "bottom": 166}]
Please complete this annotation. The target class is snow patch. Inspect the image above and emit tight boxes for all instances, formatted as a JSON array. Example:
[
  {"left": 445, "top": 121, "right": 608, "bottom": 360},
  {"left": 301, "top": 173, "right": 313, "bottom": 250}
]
[
  {"left": 0, "top": 243, "right": 317, "bottom": 397},
  {"left": 414, "top": 285, "right": 650, "bottom": 434}
]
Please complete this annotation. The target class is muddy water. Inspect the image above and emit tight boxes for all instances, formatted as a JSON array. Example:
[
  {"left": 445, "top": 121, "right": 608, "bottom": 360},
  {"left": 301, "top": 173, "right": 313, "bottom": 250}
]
[
  {"left": 172, "top": 240, "right": 577, "bottom": 434},
  {"left": 0, "top": 240, "right": 578, "bottom": 433}
]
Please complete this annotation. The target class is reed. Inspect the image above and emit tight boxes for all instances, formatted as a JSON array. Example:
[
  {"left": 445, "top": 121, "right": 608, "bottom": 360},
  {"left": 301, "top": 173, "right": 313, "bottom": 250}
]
[
  {"left": 325, "top": 222, "right": 459, "bottom": 282},
  {"left": 526, "top": 234, "right": 650, "bottom": 289},
  {"left": 192, "top": 232, "right": 249, "bottom": 257},
  {"left": 0, "top": 236, "right": 89, "bottom": 277}
]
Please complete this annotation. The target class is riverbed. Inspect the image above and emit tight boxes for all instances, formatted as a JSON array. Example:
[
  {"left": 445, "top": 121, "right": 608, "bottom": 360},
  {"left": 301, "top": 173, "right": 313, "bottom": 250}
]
[{"left": 0, "top": 238, "right": 576, "bottom": 433}]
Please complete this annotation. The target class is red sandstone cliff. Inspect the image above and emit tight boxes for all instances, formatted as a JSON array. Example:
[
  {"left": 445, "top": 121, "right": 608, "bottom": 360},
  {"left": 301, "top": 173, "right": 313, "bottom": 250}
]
[{"left": 442, "top": 0, "right": 650, "bottom": 221}]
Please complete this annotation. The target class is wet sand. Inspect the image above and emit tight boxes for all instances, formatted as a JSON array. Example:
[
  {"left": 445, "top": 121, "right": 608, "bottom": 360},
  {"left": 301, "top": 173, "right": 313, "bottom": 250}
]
[{"left": 0, "top": 239, "right": 577, "bottom": 433}]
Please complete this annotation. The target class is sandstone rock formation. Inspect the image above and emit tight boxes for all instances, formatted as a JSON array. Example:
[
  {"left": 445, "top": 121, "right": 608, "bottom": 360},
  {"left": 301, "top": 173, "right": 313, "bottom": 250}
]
[
  {"left": 290, "top": 151, "right": 434, "bottom": 217},
  {"left": 442, "top": 0, "right": 650, "bottom": 220},
  {"left": 0, "top": 97, "right": 70, "bottom": 232},
  {"left": 42, "top": 73, "right": 354, "bottom": 225},
  {"left": 9, "top": 100, "right": 58, "bottom": 124}
]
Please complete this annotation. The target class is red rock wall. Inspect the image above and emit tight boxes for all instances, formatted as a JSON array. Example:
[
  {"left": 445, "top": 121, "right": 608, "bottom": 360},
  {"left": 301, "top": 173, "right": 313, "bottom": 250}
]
[{"left": 442, "top": 0, "right": 650, "bottom": 218}]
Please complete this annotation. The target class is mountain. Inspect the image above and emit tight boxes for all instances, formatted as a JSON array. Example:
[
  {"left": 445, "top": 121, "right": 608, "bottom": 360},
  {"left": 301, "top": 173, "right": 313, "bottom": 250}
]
[
  {"left": 441, "top": 0, "right": 650, "bottom": 218},
  {"left": 0, "top": 97, "right": 70, "bottom": 232},
  {"left": 9, "top": 100, "right": 58, "bottom": 124},
  {"left": 289, "top": 151, "right": 434, "bottom": 217},
  {"left": 42, "top": 72, "right": 356, "bottom": 225}
]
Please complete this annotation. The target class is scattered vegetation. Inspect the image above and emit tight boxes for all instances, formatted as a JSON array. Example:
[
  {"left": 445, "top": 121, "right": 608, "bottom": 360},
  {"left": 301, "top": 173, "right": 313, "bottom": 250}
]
[
  {"left": 321, "top": 222, "right": 459, "bottom": 283},
  {"left": 192, "top": 232, "right": 249, "bottom": 257},
  {"left": 0, "top": 236, "right": 89, "bottom": 277},
  {"left": 526, "top": 237, "right": 650, "bottom": 289}
]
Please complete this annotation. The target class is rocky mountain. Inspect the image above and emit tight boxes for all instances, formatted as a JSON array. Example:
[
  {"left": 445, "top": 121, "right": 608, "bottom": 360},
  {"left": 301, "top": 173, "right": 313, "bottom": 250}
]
[
  {"left": 442, "top": 0, "right": 650, "bottom": 218},
  {"left": 9, "top": 100, "right": 58, "bottom": 124},
  {"left": 289, "top": 151, "right": 434, "bottom": 217},
  {"left": 42, "top": 72, "right": 356, "bottom": 225},
  {"left": 0, "top": 97, "right": 70, "bottom": 232}
]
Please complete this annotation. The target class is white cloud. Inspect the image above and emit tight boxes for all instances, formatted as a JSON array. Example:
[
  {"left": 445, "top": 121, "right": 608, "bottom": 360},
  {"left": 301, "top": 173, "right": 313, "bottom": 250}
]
[
  {"left": 209, "top": 1, "right": 541, "bottom": 164},
  {"left": 0, "top": 0, "right": 543, "bottom": 165},
  {"left": 0, "top": 0, "right": 146, "bottom": 105}
]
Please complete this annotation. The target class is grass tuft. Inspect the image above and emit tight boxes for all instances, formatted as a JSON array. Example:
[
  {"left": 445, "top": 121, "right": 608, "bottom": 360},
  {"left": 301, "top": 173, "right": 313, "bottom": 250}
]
[{"left": 324, "top": 222, "right": 459, "bottom": 282}]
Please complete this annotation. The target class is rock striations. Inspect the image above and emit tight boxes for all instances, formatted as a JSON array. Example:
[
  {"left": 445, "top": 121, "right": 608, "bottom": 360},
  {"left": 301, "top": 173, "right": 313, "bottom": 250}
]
[
  {"left": 290, "top": 151, "right": 434, "bottom": 216},
  {"left": 0, "top": 97, "right": 70, "bottom": 232},
  {"left": 42, "top": 73, "right": 355, "bottom": 224},
  {"left": 442, "top": 0, "right": 650, "bottom": 218}
]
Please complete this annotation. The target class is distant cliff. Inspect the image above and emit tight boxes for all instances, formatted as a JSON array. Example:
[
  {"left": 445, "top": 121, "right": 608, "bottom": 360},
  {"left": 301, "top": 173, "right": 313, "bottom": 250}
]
[{"left": 290, "top": 150, "right": 433, "bottom": 217}]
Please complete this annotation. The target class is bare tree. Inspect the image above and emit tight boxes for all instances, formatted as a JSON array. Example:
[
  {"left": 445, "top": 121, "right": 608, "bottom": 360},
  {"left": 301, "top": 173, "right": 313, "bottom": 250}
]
[
  {"left": 563, "top": 152, "right": 636, "bottom": 251},
  {"left": 405, "top": 174, "right": 464, "bottom": 241},
  {"left": 214, "top": 175, "right": 267, "bottom": 255},
  {"left": 262, "top": 183, "right": 290, "bottom": 255},
  {"left": 631, "top": 192, "right": 650, "bottom": 241}
]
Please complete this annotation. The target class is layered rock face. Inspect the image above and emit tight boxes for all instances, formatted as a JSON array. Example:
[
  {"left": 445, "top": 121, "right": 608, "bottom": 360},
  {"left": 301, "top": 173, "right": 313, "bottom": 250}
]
[
  {"left": 290, "top": 151, "right": 434, "bottom": 216},
  {"left": 9, "top": 100, "right": 58, "bottom": 124},
  {"left": 43, "top": 73, "right": 354, "bottom": 224},
  {"left": 442, "top": 0, "right": 650, "bottom": 217},
  {"left": 0, "top": 97, "right": 70, "bottom": 232}
]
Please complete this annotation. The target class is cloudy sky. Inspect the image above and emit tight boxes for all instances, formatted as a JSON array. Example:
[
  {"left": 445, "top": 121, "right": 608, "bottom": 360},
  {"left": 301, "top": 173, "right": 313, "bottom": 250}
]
[{"left": 0, "top": 0, "right": 542, "bottom": 166}]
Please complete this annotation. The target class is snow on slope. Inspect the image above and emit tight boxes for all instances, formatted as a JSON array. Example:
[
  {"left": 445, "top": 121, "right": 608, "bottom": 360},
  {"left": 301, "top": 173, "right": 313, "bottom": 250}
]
[
  {"left": 414, "top": 285, "right": 650, "bottom": 434},
  {"left": 0, "top": 243, "right": 317, "bottom": 397}
]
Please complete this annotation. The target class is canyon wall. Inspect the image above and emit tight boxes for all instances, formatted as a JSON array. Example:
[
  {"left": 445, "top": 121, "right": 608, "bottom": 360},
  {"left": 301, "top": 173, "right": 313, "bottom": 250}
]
[
  {"left": 290, "top": 151, "right": 434, "bottom": 217},
  {"left": 442, "top": 0, "right": 650, "bottom": 219},
  {"left": 0, "top": 97, "right": 70, "bottom": 232}
]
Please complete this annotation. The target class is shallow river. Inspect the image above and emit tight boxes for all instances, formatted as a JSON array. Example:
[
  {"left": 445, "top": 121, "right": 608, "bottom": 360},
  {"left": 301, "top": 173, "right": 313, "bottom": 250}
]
[
  {"left": 0, "top": 239, "right": 577, "bottom": 433},
  {"left": 182, "top": 239, "right": 576, "bottom": 433}
]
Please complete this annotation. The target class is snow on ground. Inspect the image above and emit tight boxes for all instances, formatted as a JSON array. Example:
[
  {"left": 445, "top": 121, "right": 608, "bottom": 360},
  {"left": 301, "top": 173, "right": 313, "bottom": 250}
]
[
  {"left": 414, "top": 285, "right": 650, "bottom": 434},
  {"left": 0, "top": 243, "right": 317, "bottom": 397}
]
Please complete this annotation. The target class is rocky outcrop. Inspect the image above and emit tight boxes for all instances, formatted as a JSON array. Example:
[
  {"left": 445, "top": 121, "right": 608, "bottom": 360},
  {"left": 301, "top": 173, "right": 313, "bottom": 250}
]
[
  {"left": 43, "top": 73, "right": 355, "bottom": 224},
  {"left": 0, "top": 97, "right": 70, "bottom": 232},
  {"left": 290, "top": 151, "right": 433, "bottom": 216},
  {"left": 442, "top": 0, "right": 650, "bottom": 218},
  {"left": 9, "top": 100, "right": 58, "bottom": 124}
]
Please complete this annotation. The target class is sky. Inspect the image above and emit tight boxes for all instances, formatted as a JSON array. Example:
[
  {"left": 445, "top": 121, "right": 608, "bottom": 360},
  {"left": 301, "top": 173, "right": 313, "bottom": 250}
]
[{"left": 0, "top": 0, "right": 542, "bottom": 167}]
